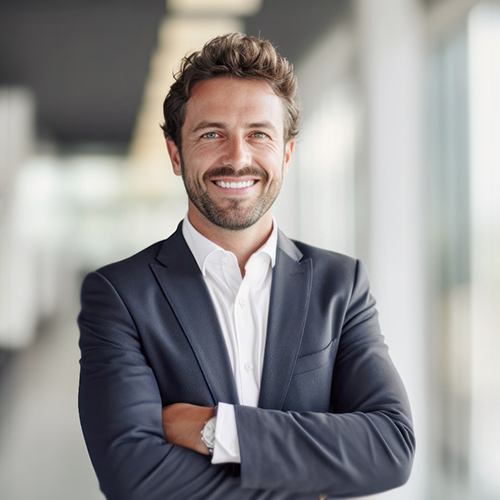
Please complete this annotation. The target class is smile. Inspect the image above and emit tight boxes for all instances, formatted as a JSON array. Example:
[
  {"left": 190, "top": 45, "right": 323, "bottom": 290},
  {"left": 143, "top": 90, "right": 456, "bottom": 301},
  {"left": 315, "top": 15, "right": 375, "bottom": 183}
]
[{"left": 213, "top": 180, "right": 257, "bottom": 189}]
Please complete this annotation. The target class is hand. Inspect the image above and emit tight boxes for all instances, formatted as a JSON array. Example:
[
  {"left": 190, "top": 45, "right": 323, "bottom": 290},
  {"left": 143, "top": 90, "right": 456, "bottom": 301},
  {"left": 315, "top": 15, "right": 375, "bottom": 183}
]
[{"left": 162, "top": 403, "right": 215, "bottom": 455}]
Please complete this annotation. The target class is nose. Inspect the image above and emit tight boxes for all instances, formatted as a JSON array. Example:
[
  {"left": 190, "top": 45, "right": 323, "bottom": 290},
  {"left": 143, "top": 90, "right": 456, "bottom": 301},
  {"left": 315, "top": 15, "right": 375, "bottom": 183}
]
[{"left": 222, "top": 135, "right": 251, "bottom": 170}]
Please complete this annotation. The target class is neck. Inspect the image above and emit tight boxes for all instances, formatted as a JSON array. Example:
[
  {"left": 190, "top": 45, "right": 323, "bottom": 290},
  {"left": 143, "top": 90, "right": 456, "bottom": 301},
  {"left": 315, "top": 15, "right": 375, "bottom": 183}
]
[{"left": 187, "top": 205, "right": 274, "bottom": 275}]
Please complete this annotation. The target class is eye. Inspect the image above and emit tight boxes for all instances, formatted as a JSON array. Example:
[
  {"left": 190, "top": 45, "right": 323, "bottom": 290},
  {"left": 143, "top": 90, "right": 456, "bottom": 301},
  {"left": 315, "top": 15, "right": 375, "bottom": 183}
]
[
  {"left": 250, "top": 131, "right": 270, "bottom": 139},
  {"left": 201, "top": 131, "right": 220, "bottom": 139}
]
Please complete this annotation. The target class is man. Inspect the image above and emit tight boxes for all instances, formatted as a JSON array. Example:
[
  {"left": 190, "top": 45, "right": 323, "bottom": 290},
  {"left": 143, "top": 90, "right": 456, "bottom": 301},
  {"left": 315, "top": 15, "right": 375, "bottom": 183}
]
[{"left": 78, "top": 33, "right": 415, "bottom": 499}]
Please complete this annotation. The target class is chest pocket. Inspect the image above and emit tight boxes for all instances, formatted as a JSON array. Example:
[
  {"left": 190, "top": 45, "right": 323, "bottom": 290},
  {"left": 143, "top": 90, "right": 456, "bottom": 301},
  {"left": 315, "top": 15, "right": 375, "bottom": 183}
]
[
  {"left": 283, "top": 338, "right": 339, "bottom": 412},
  {"left": 294, "top": 337, "right": 339, "bottom": 375}
]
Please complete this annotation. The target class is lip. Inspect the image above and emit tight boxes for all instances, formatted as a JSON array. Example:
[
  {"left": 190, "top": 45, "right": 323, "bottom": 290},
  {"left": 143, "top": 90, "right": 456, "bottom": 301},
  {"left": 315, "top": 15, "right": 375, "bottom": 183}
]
[{"left": 209, "top": 176, "right": 260, "bottom": 182}]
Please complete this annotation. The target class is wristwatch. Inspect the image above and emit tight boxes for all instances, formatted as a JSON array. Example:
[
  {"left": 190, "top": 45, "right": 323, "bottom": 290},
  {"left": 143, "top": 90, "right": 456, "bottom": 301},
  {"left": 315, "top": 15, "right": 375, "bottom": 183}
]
[{"left": 200, "top": 416, "right": 217, "bottom": 455}]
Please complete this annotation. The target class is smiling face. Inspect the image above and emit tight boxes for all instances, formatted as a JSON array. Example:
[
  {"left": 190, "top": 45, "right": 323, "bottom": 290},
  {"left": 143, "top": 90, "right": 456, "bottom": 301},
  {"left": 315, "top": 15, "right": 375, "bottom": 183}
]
[{"left": 166, "top": 76, "right": 295, "bottom": 232}]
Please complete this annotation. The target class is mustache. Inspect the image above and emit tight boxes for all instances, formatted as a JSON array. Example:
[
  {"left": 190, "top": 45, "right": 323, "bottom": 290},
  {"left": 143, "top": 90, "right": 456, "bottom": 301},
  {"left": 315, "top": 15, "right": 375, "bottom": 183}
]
[{"left": 204, "top": 166, "right": 267, "bottom": 181}]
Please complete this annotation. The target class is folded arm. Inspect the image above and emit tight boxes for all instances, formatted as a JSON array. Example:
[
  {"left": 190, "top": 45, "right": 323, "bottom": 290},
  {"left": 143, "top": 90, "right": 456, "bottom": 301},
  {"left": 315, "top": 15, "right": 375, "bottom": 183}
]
[{"left": 80, "top": 259, "right": 415, "bottom": 499}]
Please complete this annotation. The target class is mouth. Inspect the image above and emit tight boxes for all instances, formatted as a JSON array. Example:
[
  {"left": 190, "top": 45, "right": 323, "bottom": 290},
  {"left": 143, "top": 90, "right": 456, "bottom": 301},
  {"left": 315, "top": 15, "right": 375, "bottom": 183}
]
[{"left": 212, "top": 179, "right": 258, "bottom": 190}]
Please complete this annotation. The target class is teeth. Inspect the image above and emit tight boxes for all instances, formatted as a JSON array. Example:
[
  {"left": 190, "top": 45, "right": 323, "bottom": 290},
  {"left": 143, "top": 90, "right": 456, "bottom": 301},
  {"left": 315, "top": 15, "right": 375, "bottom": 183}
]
[{"left": 215, "top": 180, "right": 255, "bottom": 189}]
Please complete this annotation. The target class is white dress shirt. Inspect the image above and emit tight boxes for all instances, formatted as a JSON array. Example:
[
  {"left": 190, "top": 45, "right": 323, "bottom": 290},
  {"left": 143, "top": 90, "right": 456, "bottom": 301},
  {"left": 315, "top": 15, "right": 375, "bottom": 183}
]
[{"left": 182, "top": 216, "right": 277, "bottom": 464}]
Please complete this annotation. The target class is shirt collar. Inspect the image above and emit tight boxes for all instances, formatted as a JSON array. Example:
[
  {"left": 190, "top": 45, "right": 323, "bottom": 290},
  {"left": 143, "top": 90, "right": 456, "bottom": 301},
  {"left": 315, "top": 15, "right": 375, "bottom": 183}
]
[{"left": 182, "top": 215, "right": 278, "bottom": 276}]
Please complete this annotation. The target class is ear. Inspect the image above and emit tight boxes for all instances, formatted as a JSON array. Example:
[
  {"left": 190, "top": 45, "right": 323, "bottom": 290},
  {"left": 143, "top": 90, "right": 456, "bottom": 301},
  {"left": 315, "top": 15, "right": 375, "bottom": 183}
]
[
  {"left": 282, "top": 138, "right": 295, "bottom": 174},
  {"left": 166, "top": 138, "right": 182, "bottom": 176}
]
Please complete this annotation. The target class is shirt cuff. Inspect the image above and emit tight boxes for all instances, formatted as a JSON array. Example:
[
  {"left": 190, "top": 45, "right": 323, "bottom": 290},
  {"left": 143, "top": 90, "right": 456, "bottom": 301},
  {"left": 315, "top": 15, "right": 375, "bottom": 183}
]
[{"left": 211, "top": 402, "right": 241, "bottom": 464}]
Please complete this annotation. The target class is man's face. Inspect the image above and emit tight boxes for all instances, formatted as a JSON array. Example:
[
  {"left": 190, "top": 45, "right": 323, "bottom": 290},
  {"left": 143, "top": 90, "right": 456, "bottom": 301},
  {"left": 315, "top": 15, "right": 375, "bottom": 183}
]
[{"left": 166, "top": 76, "right": 295, "bottom": 230}]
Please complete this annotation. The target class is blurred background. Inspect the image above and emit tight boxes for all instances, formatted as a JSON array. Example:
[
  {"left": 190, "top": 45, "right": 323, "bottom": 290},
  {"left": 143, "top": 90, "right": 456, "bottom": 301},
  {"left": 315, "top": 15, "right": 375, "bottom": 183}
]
[{"left": 0, "top": 0, "right": 499, "bottom": 498}]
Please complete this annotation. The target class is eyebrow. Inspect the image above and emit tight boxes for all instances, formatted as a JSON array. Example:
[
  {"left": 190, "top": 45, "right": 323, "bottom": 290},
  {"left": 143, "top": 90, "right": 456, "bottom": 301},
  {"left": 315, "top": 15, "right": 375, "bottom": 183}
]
[
  {"left": 247, "top": 121, "right": 279, "bottom": 133},
  {"left": 190, "top": 120, "right": 278, "bottom": 135},
  {"left": 190, "top": 121, "right": 226, "bottom": 134}
]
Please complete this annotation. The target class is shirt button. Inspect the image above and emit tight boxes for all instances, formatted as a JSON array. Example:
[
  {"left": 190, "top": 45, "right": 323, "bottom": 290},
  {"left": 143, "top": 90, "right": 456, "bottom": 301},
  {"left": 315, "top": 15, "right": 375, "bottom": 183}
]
[
  {"left": 244, "top": 362, "right": 253, "bottom": 372},
  {"left": 238, "top": 297, "right": 246, "bottom": 308}
]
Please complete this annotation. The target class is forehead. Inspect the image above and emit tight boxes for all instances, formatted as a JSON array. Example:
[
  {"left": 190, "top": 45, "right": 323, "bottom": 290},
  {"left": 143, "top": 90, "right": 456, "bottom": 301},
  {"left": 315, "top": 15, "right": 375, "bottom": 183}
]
[{"left": 183, "top": 76, "right": 285, "bottom": 130}]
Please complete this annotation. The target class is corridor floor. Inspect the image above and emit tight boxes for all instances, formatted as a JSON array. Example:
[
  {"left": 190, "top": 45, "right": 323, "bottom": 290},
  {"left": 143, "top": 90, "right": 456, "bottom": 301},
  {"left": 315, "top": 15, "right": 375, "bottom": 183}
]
[{"left": 0, "top": 304, "right": 103, "bottom": 500}]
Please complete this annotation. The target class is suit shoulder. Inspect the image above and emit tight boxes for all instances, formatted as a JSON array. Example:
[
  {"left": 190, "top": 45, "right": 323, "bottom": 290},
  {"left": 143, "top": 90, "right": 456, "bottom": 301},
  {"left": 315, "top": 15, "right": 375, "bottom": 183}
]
[
  {"left": 292, "top": 239, "right": 357, "bottom": 264},
  {"left": 291, "top": 239, "right": 359, "bottom": 275},
  {"left": 91, "top": 239, "right": 165, "bottom": 283}
]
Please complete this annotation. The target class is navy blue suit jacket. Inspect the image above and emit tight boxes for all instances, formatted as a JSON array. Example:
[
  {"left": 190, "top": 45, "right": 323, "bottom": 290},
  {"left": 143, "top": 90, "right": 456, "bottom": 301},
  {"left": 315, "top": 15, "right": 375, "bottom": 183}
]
[{"left": 78, "top": 223, "right": 415, "bottom": 499}]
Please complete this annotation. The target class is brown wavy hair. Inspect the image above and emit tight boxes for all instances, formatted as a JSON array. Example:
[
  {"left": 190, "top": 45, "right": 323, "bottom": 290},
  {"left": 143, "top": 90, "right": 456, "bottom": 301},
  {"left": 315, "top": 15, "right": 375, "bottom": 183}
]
[{"left": 161, "top": 32, "right": 300, "bottom": 147}]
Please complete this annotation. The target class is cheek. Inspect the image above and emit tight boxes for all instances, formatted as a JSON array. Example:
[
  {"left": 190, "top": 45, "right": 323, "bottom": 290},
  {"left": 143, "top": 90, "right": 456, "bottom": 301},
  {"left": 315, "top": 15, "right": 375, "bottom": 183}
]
[
  {"left": 182, "top": 156, "right": 206, "bottom": 178},
  {"left": 259, "top": 151, "right": 286, "bottom": 175},
  {"left": 183, "top": 146, "right": 219, "bottom": 171}
]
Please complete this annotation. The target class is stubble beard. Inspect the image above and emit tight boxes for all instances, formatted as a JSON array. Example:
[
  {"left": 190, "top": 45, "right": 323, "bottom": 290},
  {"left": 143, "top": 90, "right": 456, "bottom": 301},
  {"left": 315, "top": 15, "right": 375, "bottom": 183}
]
[{"left": 180, "top": 160, "right": 284, "bottom": 230}]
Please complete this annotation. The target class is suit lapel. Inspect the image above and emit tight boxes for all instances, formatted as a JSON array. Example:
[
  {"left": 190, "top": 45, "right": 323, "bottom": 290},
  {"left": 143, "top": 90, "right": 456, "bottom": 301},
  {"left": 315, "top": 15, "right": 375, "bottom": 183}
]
[
  {"left": 258, "top": 231, "right": 313, "bottom": 410},
  {"left": 150, "top": 225, "right": 239, "bottom": 405}
]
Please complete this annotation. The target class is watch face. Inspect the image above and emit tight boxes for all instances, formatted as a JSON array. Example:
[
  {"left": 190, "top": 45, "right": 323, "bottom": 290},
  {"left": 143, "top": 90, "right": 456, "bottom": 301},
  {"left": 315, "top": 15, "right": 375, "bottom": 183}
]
[{"left": 202, "top": 417, "right": 216, "bottom": 451}]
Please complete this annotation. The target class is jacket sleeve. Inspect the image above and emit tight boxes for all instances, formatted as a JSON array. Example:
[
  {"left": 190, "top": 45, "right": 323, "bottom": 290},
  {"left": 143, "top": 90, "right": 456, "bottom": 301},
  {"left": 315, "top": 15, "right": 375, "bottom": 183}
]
[
  {"left": 234, "top": 259, "right": 416, "bottom": 497},
  {"left": 77, "top": 271, "right": 243, "bottom": 500}
]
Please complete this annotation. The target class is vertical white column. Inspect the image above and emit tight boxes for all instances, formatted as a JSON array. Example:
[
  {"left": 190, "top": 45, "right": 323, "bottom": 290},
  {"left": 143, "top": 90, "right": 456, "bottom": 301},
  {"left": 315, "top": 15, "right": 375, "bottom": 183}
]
[
  {"left": 0, "top": 88, "right": 36, "bottom": 347},
  {"left": 0, "top": 88, "right": 34, "bottom": 194},
  {"left": 355, "top": 1, "right": 426, "bottom": 498},
  {"left": 468, "top": 2, "right": 500, "bottom": 497}
]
